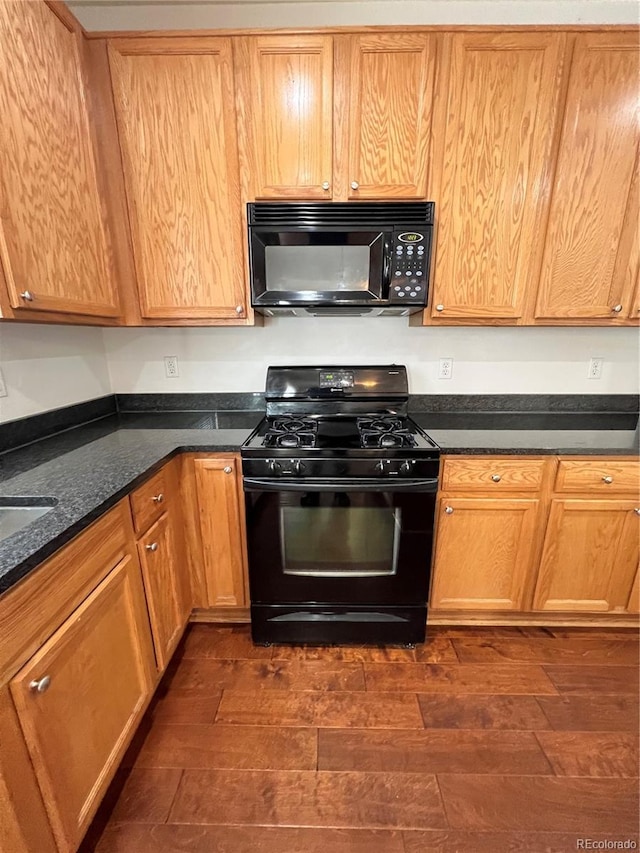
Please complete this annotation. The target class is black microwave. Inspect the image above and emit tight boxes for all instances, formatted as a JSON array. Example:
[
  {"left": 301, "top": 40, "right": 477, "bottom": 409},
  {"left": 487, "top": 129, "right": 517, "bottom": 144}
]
[{"left": 247, "top": 202, "right": 434, "bottom": 317}]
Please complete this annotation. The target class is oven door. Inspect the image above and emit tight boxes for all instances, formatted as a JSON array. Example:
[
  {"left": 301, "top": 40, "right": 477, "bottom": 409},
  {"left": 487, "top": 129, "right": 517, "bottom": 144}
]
[
  {"left": 249, "top": 229, "right": 389, "bottom": 306},
  {"left": 243, "top": 477, "right": 437, "bottom": 607}
]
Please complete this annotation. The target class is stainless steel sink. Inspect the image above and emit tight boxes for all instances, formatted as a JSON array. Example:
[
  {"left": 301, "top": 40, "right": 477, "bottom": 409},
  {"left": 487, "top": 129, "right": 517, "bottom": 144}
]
[{"left": 0, "top": 499, "right": 57, "bottom": 541}]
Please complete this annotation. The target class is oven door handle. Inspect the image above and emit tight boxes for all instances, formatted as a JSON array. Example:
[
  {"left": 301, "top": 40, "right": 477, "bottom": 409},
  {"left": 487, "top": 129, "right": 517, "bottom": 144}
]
[{"left": 243, "top": 477, "right": 439, "bottom": 493}]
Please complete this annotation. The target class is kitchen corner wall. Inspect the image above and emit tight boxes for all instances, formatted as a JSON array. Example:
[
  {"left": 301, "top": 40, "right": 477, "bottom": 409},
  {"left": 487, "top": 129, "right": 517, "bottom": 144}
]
[
  {"left": 0, "top": 324, "right": 110, "bottom": 424},
  {"left": 102, "top": 322, "right": 640, "bottom": 397}
]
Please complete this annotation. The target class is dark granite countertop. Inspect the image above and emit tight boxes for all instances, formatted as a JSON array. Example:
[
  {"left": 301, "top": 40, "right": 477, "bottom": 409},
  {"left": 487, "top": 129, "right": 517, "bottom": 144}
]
[{"left": 0, "top": 404, "right": 637, "bottom": 597}]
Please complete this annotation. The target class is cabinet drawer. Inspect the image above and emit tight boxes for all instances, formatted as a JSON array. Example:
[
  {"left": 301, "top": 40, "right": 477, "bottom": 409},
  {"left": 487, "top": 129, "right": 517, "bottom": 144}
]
[
  {"left": 441, "top": 458, "right": 546, "bottom": 492},
  {"left": 130, "top": 467, "right": 172, "bottom": 534},
  {"left": 555, "top": 460, "right": 639, "bottom": 494}
]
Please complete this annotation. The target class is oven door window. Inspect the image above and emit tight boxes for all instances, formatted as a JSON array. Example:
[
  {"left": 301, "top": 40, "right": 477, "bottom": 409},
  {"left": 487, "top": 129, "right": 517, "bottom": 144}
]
[
  {"left": 281, "top": 501, "right": 400, "bottom": 578},
  {"left": 250, "top": 230, "right": 386, "bottom": 303}
]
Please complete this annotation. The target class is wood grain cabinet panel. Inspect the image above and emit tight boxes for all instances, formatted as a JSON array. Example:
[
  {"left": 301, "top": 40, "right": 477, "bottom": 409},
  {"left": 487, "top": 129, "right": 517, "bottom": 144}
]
[
  {"left": 9, "top": 555, "right": 155, "bottom": 853},
  {"left": 535, "top": 33, "right": 640, "bottom": 320},
  {"left": 428, "top": 32, "right": 566, "bottom": 320},
  {"left": 555, "top": 460, "right": 639, "bottom": 494},
  {"left": 430, "top": 497, "right": 540, "bottom": 610},
  {"left": 108, "top": 38, "right": 246, "bottom": 319},
  {"left": 137, "top": 513, "right": 191, "bottom": 670},
  {"left": 193, "top": 457, "right": 248, "bottom": 608},
  {"left": 627, "top": 570, "right": 640, "bottom": 614},
  {"left": 533, "top": 500, "right": 640, "bottom": 612},
  {"left": 338, "top": 33, "right": 436, "bottom": 199},
  {"left": 0, "top": 0, "right": 119, "bottom": 319},
  {"left": 235, "top": 35, "right": 333, "bottom": 199},
  {"left": 442, "top": 458, "right": 546, "bottom": 492}
]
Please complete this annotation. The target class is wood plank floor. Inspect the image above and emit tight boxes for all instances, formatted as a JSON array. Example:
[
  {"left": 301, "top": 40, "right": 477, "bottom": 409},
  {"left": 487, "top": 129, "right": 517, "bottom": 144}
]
[{"left": 85, "top": 625, "right": 640, "bottom": 853}]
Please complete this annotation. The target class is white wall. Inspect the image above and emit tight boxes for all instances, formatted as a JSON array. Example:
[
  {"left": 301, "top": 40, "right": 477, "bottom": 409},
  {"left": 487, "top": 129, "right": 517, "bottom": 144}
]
[
  {"left": 67, "top": 0, "right": 639, "bottom": 30},
  {"left": 0, "top": 325, "right": 110, "bottom": 423},
  {"left": 103, "top": 322, "right": 640, "bottom": 396}
]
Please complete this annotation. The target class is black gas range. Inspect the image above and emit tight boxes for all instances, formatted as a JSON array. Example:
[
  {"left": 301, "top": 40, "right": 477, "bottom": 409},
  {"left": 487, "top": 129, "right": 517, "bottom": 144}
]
[{"left": 241, "top": 366, "right": 440, "bottom": 646}]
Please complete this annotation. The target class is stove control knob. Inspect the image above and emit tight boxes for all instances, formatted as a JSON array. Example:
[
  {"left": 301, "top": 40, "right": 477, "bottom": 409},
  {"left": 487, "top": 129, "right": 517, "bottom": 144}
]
[
  {"left": 293, "top": 460, "right": 306, "bottom": 476},
  {"left": 375, "top": 460, "right": 386, "bottom": 474},
  {"left": 268, "top": 460, "right": 282, "bottom": 476},
  {"left": 400, "top": 460, "right": 414, "bottom": 475}
]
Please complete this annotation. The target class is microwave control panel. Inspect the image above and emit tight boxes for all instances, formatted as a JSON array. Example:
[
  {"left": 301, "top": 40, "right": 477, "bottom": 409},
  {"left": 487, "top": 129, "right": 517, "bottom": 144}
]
[{"left": 389, "top": 231, "right": 429, "bottom": 303}]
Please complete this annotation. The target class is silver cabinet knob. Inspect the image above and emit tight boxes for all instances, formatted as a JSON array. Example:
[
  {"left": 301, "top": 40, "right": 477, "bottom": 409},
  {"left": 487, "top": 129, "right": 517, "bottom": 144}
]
[
  {"left": 435, "top": 304, "right": 444, "bottom": 312},
  {"left": 491, "top": 474, "right": 501, "bottom": 482},
  {"left": 20, "top": 290, "right": 34, "bottom": 301},
  {"left": 612, "top": 305, "right": 623, "bottom": 313},
  {"left": 223, "top": 466, "right": 232, "bottom": 474},
  {"left": 235, "top": 305, "right": 244, "bottom": 314},
  {"left": 146, "top": 542, "right": 158, "bottom": 552},
  {"left": 444, "top": 506, "right": 454, "bottom": 514},
  {"left": 322, "top": 181, "right": 330, "bottom": 190},
  {"left": 29, "top": 676, "right": 51, "bottom": 693},
  {"left": 151, "top": 493, "right": 164, "bottom": 503},
  {"left": 350, "top": 181, "right": 359, "bottom": 190},
  {"left": 635, "top": 508, "right": 640, "bottom": 515},
  {"left": 602, "top": 476, "right": 613, "bottom": 484}
]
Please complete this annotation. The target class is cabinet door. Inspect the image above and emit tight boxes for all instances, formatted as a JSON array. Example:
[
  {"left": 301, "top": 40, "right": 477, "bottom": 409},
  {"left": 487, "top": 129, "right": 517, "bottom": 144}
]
[
  {"left": 0, "top": 1, "right": 119, "bottom": 318},
  {"left": 194, "top": 457, "right": 247, "bottom": 607},
  {"left": 338, "top": 33, "right": 435, "bottom": 199},
  {"left": 533, "top": 500, "right": 640, "bottom": 612},
  {"left": 430, "top": 497, "right": 540, "bottom": 610},
  {"left": 235, "top": 35, "right": 333, "bottom": 199},
  {"left": 535, "top": 33, "right": 640, "bottom": 320},
  {"left": 137, "top": 513, "right": 190, "bottom": 670},
  {"left": 627, "top": 569, "right": 640, "bottom": 614},
  {"left": 429, "top": 33, "right": 566, "bottom": 320},
  {"left": 9, "top": 555, "right": 154, "bottom": 853},
  {"left": 109, "top": 38, "right": 246, "bottom": 319}
]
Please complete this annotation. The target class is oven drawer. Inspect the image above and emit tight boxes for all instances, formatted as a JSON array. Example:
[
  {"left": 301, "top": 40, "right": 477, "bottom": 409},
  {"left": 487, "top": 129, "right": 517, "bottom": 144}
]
[
  {"left": 554, "top": 460, "right": 639, "bottom": 494},
  {"left": 441, "top": 458, "right": 546, "bottom": 492}
]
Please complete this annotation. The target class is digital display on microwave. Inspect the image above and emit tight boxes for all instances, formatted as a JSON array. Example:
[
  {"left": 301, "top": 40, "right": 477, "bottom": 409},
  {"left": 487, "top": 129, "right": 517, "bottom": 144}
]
[{"left": 264, "top": 245, "right": 370, "bottom": 293}]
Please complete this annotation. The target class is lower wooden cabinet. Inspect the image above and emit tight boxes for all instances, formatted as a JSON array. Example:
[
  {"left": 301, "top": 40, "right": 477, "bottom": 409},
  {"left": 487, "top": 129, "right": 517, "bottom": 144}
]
[
  {"left": 430, "top": 497, "right": 540, "bottom": 610},
  {"left": 430, "top": 455, "right": 640, "bottom": 623},
  {"left": 137, "top": 512, "right": 191, "bottom": 669},
  {"left": 192, "top": 456, "right": 248, "bottom": 608},
  {"left": 131, "top": 460, "right": 191, "bottom": 670},
  {"left": 0, "top": 502, "right": 156, "bottom": 853},
  {"left": 533, "top": 499, "right": 640, "bottom": 612}
]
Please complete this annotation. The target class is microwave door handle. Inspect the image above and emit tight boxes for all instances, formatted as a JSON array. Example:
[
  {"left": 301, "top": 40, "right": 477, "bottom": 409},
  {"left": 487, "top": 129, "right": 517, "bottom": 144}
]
[{"left": 382, "top": 238, "right": 392, "bottom": 295}]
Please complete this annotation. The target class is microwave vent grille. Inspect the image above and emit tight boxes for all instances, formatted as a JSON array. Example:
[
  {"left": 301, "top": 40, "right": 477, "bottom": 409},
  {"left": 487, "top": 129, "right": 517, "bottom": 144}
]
[{"left": 249, "top": 202, "right": 434, "bottom": 227}]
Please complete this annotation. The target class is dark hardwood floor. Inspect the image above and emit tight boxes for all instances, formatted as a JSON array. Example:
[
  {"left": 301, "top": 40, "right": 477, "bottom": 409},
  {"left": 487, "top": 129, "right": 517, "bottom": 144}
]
[{"left": 87, "top": 625, "right": 640, "bottom": 853}]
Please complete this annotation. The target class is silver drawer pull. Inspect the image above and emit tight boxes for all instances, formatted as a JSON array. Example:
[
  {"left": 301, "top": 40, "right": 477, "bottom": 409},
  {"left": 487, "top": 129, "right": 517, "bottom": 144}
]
[
  {"left": 235, "top": 305, "right": 244, "bottom": 314},
  {"left": 322, "top": 181, "right": 330, "bottom": 190},
  {"left": 20, "top": 290, "right": 34, "bottom": 301},
  {"left": 29, "top": 676, "right": 51, "bottom": 693},
  {"left": 491, "top": 474, "right": 501, "bottom": 482},
  {"left": 611, "top": 304, "right": 623, "bottom": 313},
  {"left": 146, "top": 542, "right": 158, "bottom": 552},
  {"left": 602, "top": 476, "right": 613, "bottom": 484},
  {"left": 350, "top": 181, "right": 359, "bottom": 190},
  {"left": 635, "top": 508, "right": 640, "bottom": 516},
  {"left": 151, "top": 493, "right": 164, "bottom": 503},
  {"left": 224, "top": 466, "right": 232, "bottom": 474},
  {"left": 444, "top": 506, "right": 454, "bottom": 514},
  {"left": 435, "top": 304, "right": 444, "bottom": 312}
]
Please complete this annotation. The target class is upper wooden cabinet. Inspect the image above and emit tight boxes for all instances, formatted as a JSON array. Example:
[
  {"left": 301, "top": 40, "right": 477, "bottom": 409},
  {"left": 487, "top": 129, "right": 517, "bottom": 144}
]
[
  {"left": 535, "top": 33, "right": 640, "bottom": 321},
  {"left": 235, "top": 32, "right": 436, "bottom": 200},
  {"left": 235, "top": 35, "right": 333, "bottom": 199},
  {"left": 108, "top": 37, "right": 247, "bottom": 320},
  {"left": 428, "top": 32, "right": 566, "bottom": 321},
  {"left": 0, "top": 0, "right": 120, "bottom": 320}
]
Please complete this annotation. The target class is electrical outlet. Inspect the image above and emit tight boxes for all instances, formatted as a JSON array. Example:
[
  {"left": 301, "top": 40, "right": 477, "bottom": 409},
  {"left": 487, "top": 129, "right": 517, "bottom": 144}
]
[
  {"left": 0, "top": 368, "right": 7, "bottom": 398},
  {"left": 164, "top": 356, "right": 179, "bottom": 378},
  {"left": 438, "top": 358, "right": 453, "bottom": 380},
  {"left": 588, "top": 357, "right": 603, "bottom": 379}
]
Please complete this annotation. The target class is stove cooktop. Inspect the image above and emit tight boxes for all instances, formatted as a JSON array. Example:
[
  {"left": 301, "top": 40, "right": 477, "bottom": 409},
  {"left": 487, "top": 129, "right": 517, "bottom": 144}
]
[{"left": 243, "top": 414, "right": 438, "bottom": 454}]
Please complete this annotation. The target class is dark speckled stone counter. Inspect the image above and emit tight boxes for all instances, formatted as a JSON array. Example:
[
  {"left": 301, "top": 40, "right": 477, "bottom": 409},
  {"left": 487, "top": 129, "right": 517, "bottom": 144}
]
[
  {"left": 0, "top": 412, "right": 259, "bottom": 595},
  {"left": 0, "top": 399, "right": 637, "bottom": 597}
]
